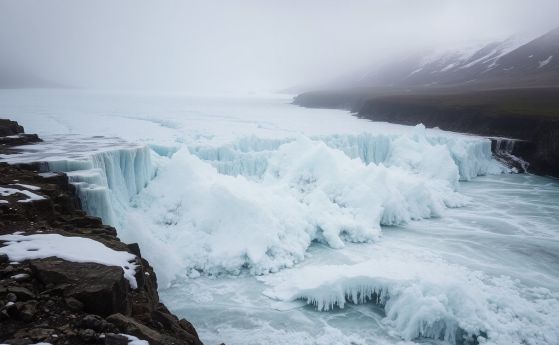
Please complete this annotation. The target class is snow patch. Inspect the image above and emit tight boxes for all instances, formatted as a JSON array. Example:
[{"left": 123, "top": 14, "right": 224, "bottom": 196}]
[
  {"left": 539, "top": 55, "right": 553, "bottom": 68},
  {"left": 11, "top": 183, "right": 41, "bottom": 190},
  {"left": 0, "top": 186, "right": 46, "bottom": 203},
  {"left": 121, "top": 334, "right": 149, "bottom": 345},
  {"left": 0, "top": 233, "right": 138, "bottom": 288}
]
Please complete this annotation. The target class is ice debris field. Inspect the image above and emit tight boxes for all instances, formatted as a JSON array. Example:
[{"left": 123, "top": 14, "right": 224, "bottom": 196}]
[{"left": 1, "top": 90, "right": 558, "bottom": 345}]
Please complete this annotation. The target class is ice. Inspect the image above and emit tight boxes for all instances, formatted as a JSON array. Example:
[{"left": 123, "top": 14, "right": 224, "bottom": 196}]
[
  {"left": 1, "top": 135, "right": 156, "bottom": 225},
  {"left": 2, "top": 90, "right": 552, "bottom": 345},
  {"left": 0, "top": 233, "right": 138, "bottom": 288},
  {"left": 261, "top": 252, "right": 559, "bottom": 345},
  {"left": 122, "top": 129, "right": 482, "bottom": 286}
]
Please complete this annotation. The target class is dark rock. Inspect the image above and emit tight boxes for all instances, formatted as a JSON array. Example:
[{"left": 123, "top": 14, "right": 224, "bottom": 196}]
[
  {"left": 19, "top": 300, "right": 38, "bottom": 322},
  {"left": 105, "top": 333, "right": 130, "bottom": 345},
  {"left": 80, "top": 314, "right": 114, "bottom": 332},
  {"left": 7, "top": 286, "right": 36, "bottom": 301},
  {"left": 15, "top": 327, "right": 55, "bottom": 341},
  {"left": 65, "top": 296, "right": 84, "bottom": 311},
  {"left": 107, "top": 313, "right": 163, "bottom": 344},
  {"left": 2, "top": 338, "right": 33, "bottom": 345},
  {"left": 0, "top": 119, "right": 24, "bottom": 136},
  {"left": 0, "top": 254, "right": 9, "bottom": 264},
  {"left": 31, "top": 259, "right": 131, "bottom": 317},
  {"left": 6, "top": 292, "right": 17, "bottom": 302},
  {"left": 127, "top": 242, "right": 142, "bottom": 257},
  {"left": 179, "top": 318, "right": 200, "bottom": 339},
  {"left": 5, "top": 301, "right": 18, "bottom": 318},
  {"left": 78, "top": 328, "right": 96, "bottom": 342}
]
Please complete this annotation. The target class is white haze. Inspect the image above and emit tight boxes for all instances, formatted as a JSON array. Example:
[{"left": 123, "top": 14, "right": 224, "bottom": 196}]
[{"left": 1, "top": 0, "right": 558, "bottom": 93}]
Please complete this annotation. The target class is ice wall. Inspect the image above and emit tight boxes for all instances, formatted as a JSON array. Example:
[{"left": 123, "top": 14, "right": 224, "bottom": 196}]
[
  {"left": 49, "top": 145, "right": 155, "bottom": 225},
  {"left": 124, "top": 126, "right": 500, "bottom": 285},
  {"left": 0, "top": 135, "right": 156, "bottom": 226},
  {"left": 189, "top": 125, "right": 504, "bottom": 182}
]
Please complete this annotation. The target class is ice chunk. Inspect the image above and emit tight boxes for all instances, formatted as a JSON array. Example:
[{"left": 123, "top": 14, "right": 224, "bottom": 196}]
[
  {"left": 261, "top": 256, "right": 559, "bottom": 345},
  {"left": 123, "top": 134, "right": 469, "bottom": 285}
]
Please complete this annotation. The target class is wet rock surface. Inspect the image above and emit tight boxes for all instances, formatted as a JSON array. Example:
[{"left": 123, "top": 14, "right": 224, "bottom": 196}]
[{"left": 1, "top": 120, "right": 204, "bottom": 345}]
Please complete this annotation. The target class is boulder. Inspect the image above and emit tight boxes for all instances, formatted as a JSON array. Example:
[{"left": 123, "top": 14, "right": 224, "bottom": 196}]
[{"left": 30, "top": 258, "right": 131, "bottom": 317}]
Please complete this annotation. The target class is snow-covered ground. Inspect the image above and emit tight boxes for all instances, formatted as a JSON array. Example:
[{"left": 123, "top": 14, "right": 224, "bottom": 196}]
[{"left": 1, "top": 89, "right": 558, "bottom": 345}]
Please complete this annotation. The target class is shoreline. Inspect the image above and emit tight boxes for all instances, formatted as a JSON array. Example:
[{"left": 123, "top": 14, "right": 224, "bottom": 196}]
[{"left": 293, "top": 88, "right": 559, "bottom": 178}]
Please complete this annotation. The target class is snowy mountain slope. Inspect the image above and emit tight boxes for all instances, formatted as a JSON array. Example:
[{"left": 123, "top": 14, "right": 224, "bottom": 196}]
[{"left": 348, "top": 28, "right": 559, "bottom": 89}]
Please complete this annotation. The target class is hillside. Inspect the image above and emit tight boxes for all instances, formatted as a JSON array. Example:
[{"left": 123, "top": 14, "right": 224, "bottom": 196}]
[{"left": 294, "top": 28, "right": 559, "bottom": 177}]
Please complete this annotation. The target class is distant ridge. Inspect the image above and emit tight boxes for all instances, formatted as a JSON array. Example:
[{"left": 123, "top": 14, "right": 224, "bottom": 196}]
[{"left": 327, "top": 27, "right": 559, "bottom": 91}]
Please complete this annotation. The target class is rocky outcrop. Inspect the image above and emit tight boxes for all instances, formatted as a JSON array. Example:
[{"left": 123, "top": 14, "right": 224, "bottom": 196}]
[
  {"left": 0, "top": 119, "right": 41, "bottom": 155},
  {"left": 0, "top": 120, "right": 204, "bottom": 345}
]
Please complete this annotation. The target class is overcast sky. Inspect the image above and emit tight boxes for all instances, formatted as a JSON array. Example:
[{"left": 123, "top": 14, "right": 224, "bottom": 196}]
[{"left": 1, "top": 0, "right": 558, "bottom": 93}]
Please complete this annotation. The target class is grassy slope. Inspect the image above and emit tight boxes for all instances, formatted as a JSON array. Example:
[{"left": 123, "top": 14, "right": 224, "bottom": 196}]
[{"left": 363, "top": 87, "right": 559, "bottom": 118}]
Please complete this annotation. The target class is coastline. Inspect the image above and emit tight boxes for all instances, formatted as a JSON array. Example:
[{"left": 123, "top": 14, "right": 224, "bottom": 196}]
[
  {"left": 0, "top": 120, "right": 204, "bottom": 345},
  {"left": 293, "top": 88, "right": 559, "bottom": 178}
]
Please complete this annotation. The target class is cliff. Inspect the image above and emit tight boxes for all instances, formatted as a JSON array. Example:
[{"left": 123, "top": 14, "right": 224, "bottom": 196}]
[
  {"left": 294, "top": 88, "right": 559, "bottom": 178},
  {"left": 0, "top": 120, "right": 204, "bottom": 345}
]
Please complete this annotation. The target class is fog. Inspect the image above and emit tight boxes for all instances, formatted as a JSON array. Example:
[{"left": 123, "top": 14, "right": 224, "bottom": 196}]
[{"left": 1, "top": 0, "right": 558, "bottom": 93}]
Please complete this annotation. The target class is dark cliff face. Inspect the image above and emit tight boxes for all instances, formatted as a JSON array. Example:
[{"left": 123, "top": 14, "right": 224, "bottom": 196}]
[
  {"left": 0, "top": 121, "right": 204, "bottom": 345},
  {"left": 355, "top": 92, "right": 559, "bottom": 177},
  {"left": 294, "top": 88, "right": 559, "bottom": 178}
]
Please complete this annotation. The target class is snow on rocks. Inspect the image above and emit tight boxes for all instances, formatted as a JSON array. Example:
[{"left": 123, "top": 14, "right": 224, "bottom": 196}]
[
  {"left": 10, "top": 183, "right": 41, "bottom": 191},
  {"left": 0, "top": 233, "right": 138, "bottom": 288},
  {"left": 0, "top": 186, "right": 46, "bottom": 203},
  {"left": 122, "top": 334, "right": 150, "bottom": 345}
]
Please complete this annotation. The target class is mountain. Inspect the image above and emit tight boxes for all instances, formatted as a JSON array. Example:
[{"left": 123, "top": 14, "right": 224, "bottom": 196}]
[{"left": 335, "top": 28, "right": 559, "bottom": 91}]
